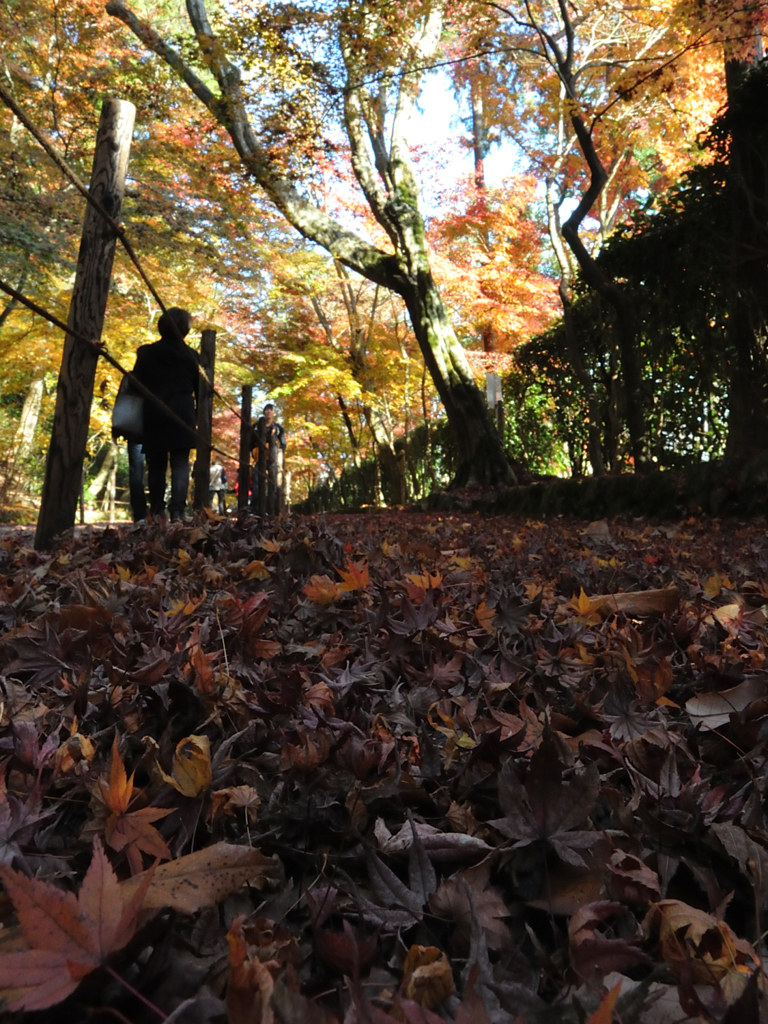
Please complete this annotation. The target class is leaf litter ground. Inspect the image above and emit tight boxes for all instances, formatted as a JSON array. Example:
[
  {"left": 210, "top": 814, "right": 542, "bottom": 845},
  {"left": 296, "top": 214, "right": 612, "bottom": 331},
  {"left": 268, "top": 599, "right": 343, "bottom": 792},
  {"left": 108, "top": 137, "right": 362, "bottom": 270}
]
[{"left": 0, "top": 511, "right": 767, "bottom": 1023}]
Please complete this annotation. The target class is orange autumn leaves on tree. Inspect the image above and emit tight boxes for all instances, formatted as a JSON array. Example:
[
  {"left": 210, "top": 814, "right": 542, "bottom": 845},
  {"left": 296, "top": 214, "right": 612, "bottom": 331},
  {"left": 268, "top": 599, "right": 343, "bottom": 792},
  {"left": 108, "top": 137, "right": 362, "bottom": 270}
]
[{"left": 430, "top": 175, "right": 558, "bottom": 353}]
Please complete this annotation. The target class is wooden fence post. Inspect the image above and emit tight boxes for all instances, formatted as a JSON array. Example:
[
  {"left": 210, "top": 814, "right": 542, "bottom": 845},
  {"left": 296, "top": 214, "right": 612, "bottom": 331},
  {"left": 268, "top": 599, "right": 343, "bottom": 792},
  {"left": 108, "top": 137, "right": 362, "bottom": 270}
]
[
  {"left": 35, "top": 97, "right": 135, "bottom": 549},
  {"left": 192, "top": 329, "right": 216, "bottom": 510},
  {"left": 238, "top": 386, "right": 252, "bottom": 511}
]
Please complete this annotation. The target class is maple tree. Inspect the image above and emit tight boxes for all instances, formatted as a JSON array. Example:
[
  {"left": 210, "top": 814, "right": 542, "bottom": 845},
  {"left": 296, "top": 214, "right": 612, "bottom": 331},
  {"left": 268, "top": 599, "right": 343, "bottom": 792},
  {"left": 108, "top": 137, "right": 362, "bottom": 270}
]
[
  {"left": 104, "top": 0, "right": 515, "bottom": 487},
  {"left": 450, "top": 0, "right": 768, "bottom": 473},
  {"left": 0, "top": 0, "right": 286, "bottom": 507}
]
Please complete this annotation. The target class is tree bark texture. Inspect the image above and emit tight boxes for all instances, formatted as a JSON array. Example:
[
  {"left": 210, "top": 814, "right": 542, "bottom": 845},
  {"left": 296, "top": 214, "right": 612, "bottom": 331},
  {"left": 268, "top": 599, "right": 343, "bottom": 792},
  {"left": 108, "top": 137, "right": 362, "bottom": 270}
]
[
  {"left": 35, "top": 97, "right": 135, "bottom": 549},
  {"left": 193, "top": 328, "right": 216, "bottom": 509}
]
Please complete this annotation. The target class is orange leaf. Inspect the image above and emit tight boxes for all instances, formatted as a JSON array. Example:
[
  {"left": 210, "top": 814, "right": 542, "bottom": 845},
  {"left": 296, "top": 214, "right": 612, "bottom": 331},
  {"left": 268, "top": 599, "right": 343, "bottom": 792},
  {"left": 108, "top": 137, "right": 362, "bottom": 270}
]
[
  {"left": 103, "top": 736, "right": 134, "bottom": 816},
  {"left": 336, "top": 560, "right": 370, "bottom": 591},
  {"left": 303, "top": 575, "right": 341, "bottom": 604},
  {"left": 585, "top": 982, "right": 621, "bottom": 1024},
  {"left": 475, "top": 600, "right": 495, "bottom": 632}
]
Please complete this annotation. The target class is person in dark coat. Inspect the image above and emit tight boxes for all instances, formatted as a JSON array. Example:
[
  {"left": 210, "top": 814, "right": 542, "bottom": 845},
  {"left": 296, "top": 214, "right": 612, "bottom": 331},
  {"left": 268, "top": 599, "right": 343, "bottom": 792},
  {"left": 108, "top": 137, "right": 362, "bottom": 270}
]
[{"left": 132, "top": 307, "right": 199, "bottom": 522}]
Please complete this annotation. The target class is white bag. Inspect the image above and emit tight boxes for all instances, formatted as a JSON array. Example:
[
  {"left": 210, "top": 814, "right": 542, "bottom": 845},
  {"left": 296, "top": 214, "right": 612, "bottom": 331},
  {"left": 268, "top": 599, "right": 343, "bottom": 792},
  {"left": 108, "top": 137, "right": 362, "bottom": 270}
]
[{"left": 111, "top": 377, "right": 144, "bottom": 439}]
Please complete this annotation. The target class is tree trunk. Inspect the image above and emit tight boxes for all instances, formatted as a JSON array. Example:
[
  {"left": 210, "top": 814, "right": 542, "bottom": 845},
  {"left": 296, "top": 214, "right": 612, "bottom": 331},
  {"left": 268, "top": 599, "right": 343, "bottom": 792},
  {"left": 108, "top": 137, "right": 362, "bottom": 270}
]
[
  {"left": 0, "top": 375, "right": 44, "bottom": 503},
  {"left": 35, "top": 97, "right": 135, "bottom": 548},
  {"left": 238, "top": 385, "right": 252, "bottom": 511},
  {"left": 193, "top": 328, "right": 216, "bottom": 509},
  {"left": 400, "top": 270, "right": 510, "bottom": 485}
]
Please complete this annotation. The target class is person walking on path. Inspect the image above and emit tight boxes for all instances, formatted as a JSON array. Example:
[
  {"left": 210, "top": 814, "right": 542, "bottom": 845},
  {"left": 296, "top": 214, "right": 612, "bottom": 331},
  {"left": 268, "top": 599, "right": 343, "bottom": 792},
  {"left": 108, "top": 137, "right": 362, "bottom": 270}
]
[
  {"left": 250, "top": 403, "right": 286, "bottom": 514},
  {"left": 209, "top": 461, "right": 228, "bottom": 514},
  {"left": 132, "top": 307, "right": 199, "bottom": 522}
]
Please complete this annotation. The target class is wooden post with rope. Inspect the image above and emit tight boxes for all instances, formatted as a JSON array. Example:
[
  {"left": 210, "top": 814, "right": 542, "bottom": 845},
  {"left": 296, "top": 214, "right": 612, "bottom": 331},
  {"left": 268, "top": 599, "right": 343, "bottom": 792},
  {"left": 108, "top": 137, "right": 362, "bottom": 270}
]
[
  {"left": 193, "top": 329, "right": 216, "bottom": 510},
  {"left": 34, "top": 97, "right": 135, "bottom": 550},
  {"left": 238, "top": 386, "right": 252, "bottom": 511}
]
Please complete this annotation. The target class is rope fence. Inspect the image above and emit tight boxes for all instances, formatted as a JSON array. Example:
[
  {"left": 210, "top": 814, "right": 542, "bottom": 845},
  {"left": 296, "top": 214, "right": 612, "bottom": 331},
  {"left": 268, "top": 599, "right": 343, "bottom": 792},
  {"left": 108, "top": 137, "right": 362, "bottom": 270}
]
[
  {"left": 0, "top": 81, "right": 250, "bottom": 432},
  {"left": 0, "top": 277, "right": 241, "bottom": 466}
]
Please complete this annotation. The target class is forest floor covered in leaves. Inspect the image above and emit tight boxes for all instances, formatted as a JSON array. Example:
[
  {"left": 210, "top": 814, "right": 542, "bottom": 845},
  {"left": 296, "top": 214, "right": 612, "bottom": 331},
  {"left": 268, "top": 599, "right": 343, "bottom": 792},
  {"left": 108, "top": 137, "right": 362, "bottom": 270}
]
[{"left": 0, "top": 510, "right": 767, "bottom": 1024}]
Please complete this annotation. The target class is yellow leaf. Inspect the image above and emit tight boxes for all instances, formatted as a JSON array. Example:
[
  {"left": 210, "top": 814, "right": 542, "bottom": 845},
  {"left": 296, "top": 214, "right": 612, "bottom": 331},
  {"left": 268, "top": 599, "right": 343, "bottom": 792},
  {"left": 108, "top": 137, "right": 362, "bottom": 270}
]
[
  {"left": 475, "top": 601, "right": 495, "bottom": 632},
  {"left": 570, "top": 587, "right": 597, "bottom": 617},
  {"left": 405, "top": 572, "right": 442, "bottom": 589},
  {"left": 55, "top": 733, "right": 96, "bottom": 774},
  {"left": 243, "top": 560, "right": 270, "bottom": 580},
  {"left": 448, "top": 554, "right": 473, "bottom": 571},
  {"left": 160, "top": 735, "right": 212, "bottom": 797}
]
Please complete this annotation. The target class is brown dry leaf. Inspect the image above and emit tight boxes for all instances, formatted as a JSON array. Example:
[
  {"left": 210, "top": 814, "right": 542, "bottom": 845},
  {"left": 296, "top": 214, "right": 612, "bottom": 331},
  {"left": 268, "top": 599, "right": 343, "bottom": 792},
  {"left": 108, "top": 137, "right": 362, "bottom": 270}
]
[
  {"left": 429, "top": 863, "right": 511, "bottom": 952},
  {"left": 226, "top": 915, "right": 278, "bottom": 1024},
  {"left": 159, "top": 733, "right": 212, "bottom": 797},
  {"left": 120, "top": 841, "right": 282, "bottom": 913},
  {"left": 0, "top": 837, "right": 153, "bottom": 1011},
  {"left": 475, "top": 601, "right": 495, "bottom": 632},
  {"left": 374, "top": 818, "right": 491, "bottom": 863},
  {"left": 314, "top": 918, "right": 379, "bottom": 976},
  {"left": 54, "top": 730, "right": 96, "bottom": 773},
  {"left": 593, "top": 587, "right": 680, "bottom": 618},
  {"left": 187, "top": 626, "right": 218, "bottom": 695},
  {"left": 685, "top": 677, "right": 767, "bottom": 731},
  {"left": 606, "top": 851, "right": 660, "bottom": 906},
  {"left": 402, "top": 945, "right": 455, "bottom": 1010},
  {"left": 645, "top": 898, "right": 759, "bottom": 986},
  {"left": 100, "top": 737, "right": 171, "bottom": 873},
  {"left": 569, "top": 901, "right": 652, "bottom": 984},
  {"left": 526, "top": 863, "right": 606, "bottom": 916},
  {"left": 210, "top": 785, "right": 261, "bottom": 824}
]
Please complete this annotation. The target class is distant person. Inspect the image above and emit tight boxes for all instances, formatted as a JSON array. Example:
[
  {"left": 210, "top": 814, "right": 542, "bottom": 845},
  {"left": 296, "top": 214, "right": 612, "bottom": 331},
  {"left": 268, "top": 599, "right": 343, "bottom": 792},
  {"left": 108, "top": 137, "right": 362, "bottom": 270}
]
[
  {"left": 209, "top": 461, "right": 228, "bottom": 514},
  {"left": 111, "top": 375, "right": 147, "bottom": 522},
  {"left": 132, "top": 307, "right": 199, "bottom": 523},
  {"left": 250, "top": 403, "right": 286, "bottom": 514}
]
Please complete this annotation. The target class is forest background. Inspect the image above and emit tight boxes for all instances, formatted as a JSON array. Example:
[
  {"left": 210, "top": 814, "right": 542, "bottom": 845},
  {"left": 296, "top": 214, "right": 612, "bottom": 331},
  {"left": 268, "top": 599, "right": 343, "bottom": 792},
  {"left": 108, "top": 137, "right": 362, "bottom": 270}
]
[{"left": 1, "top": 0, "right": 768, "bottom": 517}]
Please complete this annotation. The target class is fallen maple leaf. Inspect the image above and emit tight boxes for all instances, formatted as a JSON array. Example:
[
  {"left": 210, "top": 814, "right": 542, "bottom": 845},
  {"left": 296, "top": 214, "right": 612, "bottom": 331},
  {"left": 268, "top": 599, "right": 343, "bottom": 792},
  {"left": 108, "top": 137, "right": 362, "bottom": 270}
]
[
  {"left": 101, "top": 737, "right": 171, "bottom": 875},
  {"left": 0, "top": 837, "right": 153, "bottom": 1011},
  {"left": 226, "top": 914, "right": 279, "bottom": 1024},
  {"left": 569, "top": 901, "right": 652, "bottom": 984},
  {"left": 645, "top": 898, "right": 760, "bottom": 986},
  {"left": 303, "top": 574, "right": 342, "bottom": 604},
  {"left": 336, "top": 559, "right": 370, "bottom": 591},
  {"left": 490, "top": 728, "right": 600, "bottom": 867},
  {"left": 429, "top": 862, "right": 511, "bottom": 953}
]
